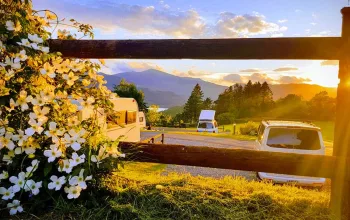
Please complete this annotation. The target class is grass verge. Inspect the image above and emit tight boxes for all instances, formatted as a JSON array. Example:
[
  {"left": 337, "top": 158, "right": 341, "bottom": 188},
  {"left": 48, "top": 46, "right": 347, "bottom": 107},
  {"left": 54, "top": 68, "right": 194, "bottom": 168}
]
[{"left": 27, "top": 162, "right": 331, "bottom": 220}]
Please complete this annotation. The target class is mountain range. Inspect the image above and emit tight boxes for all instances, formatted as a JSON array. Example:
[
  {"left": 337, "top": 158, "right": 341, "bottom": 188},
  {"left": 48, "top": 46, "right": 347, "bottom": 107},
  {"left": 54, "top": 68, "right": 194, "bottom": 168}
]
[{"left": 101, "top": 69, "right": 337, "bottom": 108}]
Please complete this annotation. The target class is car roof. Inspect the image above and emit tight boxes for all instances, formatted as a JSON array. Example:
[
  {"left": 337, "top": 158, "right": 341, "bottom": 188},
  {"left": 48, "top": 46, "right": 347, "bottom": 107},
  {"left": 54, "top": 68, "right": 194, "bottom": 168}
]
[{"left": 262, "top": 120, "right": 320, "bottom": 130}]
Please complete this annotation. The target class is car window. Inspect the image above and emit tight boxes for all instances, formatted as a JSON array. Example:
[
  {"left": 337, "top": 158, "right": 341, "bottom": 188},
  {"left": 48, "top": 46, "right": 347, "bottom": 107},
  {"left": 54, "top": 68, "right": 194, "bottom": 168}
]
[
  {"left": 266, "top": 128, "right": 321, "bottom": 150},
  {"left": 257, "top": 124, "right": 265, "bottom": 143},
  {"left": 198, "top": 122, "right": 214, "bottom": 129}
]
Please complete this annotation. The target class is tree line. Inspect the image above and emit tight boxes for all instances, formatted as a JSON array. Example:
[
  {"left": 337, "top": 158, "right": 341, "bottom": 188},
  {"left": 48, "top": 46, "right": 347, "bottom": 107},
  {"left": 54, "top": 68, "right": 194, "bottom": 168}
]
[
  {"left": 175, "top": 81, "right": 336, "bottom": 125},
  {"left": 113, "top": 78, "right": 336, "bottom": 126}
]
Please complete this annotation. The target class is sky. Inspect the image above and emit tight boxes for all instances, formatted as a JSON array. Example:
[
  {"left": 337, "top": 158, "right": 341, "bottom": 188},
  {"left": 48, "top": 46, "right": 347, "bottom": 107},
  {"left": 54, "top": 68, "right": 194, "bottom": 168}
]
[{"left": 32, "top": 0, "right": 348, "bottom": 87}]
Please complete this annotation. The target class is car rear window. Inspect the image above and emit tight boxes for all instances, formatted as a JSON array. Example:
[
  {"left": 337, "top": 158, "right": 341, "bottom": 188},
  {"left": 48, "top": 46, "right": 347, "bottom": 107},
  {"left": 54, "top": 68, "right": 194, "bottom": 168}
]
[
  {"left": 198, "top": 122, "right": 214, "bottom": 129},
  {"left": 266, "top": 128, "right": 321, "bottom": 150}
]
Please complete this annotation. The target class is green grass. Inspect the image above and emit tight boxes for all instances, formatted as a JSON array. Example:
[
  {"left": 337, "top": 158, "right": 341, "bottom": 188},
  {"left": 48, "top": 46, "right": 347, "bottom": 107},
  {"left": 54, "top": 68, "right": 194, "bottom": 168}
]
[
  {"left": 30, "top": 162, "right": 331, "bottom": 219},
  {"left": 313, "top": 121, "right": 334, "bottom": 142}
]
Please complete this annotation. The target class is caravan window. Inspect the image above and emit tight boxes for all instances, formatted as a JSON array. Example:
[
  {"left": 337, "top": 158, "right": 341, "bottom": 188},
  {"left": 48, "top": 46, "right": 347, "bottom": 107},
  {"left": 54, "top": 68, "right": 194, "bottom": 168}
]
[{"left": 126, "top": 111, "right": 137, "bottom": 124}]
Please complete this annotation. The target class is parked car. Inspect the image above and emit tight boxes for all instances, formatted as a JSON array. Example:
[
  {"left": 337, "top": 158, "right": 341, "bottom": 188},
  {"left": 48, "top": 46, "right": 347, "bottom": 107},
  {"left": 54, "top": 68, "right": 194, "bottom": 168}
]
[{"left": 255, "top": 120, "right": 326, "bottom": 187}]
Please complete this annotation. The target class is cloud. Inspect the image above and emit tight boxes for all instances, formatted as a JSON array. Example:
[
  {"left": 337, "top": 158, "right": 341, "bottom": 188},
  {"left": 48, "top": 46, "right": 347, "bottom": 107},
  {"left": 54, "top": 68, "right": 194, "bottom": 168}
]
[
  {"left": 295, "top": 9, "right": 302, "bottom": 13},
  {"left": 33, "top": 1, "right": 206, "bottom": 38},
  {"left": 277, "top": 76, "right": 311, "bottom": 84},
  {"left": 321, "top": 60, "right": 339, "bottom": 66},
  {"left": 278, "top": 19, "right": 288, "bottom": 23},
  {"left": 310, "top": 22, "right": 317, "bottom": 26},
  {"left": 171, "top": 68, "right": 212, "bottom": 77},
  {"left": 215, "top": 12, "right": 287, "bottom": 37},
  {"left": 239, "top": 68, "right": 261, "bottom": 72},
  {"left": 223, "top": 74, "right": 243, "bottom": 83},
  {"left": 274, "top": 67, "right": 298, "bottom": 72},
  {"left": 247, "top": 73, "right": 274, "bottom": 83},
  {"left": 33, "top": 1, "right": 288, "bottom": 39}
]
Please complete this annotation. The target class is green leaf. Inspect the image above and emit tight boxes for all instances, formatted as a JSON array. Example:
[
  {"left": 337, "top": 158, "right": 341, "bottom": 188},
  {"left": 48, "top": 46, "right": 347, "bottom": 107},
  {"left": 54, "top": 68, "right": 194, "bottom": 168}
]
[{"left": 44, "top": 162, "right": 52, "bottom": 177}]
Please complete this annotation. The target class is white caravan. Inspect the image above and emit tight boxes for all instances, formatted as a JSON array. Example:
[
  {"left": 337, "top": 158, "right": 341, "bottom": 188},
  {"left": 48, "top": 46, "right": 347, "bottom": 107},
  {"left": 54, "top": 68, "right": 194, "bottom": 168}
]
[
  {"left": 139, "top": 111, "right": 146, "bottom": 129},
  {"left": 197, "top": 110, "right": 219, "bottom": 133},
  {"left": 255, "top": 120, "right": 326, "bottom": 187},
  {"left": 77, "top": 98, "right": 141, "bottom": 142}
]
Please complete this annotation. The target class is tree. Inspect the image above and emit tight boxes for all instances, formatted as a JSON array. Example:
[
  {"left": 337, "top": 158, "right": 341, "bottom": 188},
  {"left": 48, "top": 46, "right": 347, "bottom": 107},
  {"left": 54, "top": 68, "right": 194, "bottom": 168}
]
[
  {"left": 308, "top": 91, "right": 336, "bottom": 120},
  {"left": 202, "top": 97, "right": 213, "bottom": 110},
  {"left": 113, "top": 78, "right": 148, "bottom": 111},
  {"left": 146, "top": 105, "right": 162, "bottom": 125},
  {"left": 183, "top": 84, "right": 204, "bottom": 123},
  {"left": 260, "top": 81, "right": 274, "bottom": 111}
]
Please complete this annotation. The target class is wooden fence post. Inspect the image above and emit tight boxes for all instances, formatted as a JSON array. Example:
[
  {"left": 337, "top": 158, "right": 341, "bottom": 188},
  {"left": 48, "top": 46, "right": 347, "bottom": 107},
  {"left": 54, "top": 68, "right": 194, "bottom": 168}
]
[{"left": 331, "top": 7, "right": 350, "bottom": 219}]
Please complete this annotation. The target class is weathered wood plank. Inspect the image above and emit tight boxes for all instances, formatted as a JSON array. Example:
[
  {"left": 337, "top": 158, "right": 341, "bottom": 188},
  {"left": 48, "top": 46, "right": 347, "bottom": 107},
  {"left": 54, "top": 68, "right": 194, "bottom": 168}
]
[
  {"left": 119, "top": 142, "right": 341, "bottom": 179},
  {"left": 49, "top": 38, "right": 343, "bottom": 60},
  {"left": 330, "top": 7, "right": 350, "bottom": 220}
]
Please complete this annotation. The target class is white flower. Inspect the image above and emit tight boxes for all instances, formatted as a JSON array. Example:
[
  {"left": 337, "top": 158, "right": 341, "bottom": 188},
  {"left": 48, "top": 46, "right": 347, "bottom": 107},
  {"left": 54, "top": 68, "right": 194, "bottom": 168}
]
[
  {"left": 45, "top": 122, "right": 64, "bottom": 143},
  {"left": 9, "top": 172, "right": 26, "bottom": 193},
  {"left": 0, "top": 186, "right": 15, "bottom": 200},
  {"left": 40, "top": 46, "right": 50, "bottom": 53},
  {"left": 58, "top": 159, "right": 73, "bottom": 174},
  {"left": 7, "top": 200, "right": 23, "bottom": 215},
  {"left": 64, "top": 129, "right": 86, "bottom": 151},
  {"left": 40, "top": 62, "right": 55, "bottom": 78},
  {"left": 5, "top": 20, "right": 21, "bottom": 32},
  {"left": 5, "top": 21, "right": 15, "bottom": 30},
  {"left": 62, "top": 72, "right": 79, "bottom": 86},
  {"left": 31, "top": 42, "right": 39, "bottom": 50},
  {"left": 69, "top": 152, "right": 85, "bottom": 167},
  {"left": 44, "top": 144, "right": 62, "bottom": 162},
  {"left": 0, "top": 132, "right": 15, "bottom": 150},
  {"left": 70, "top": 62, "right": 84, "bottom": 72},
  {"left": 30, "top": 105, "right": 50, "bottom": 123},
  {"left": 91, "top": 146, "right": 108, "bottom": 167},
  {"left": 17, "top": 38, "right": 31, "bottom": 47},
  {"left": 0, "top": 57, "right": 21, "bottom": 69},
  {"left": 25, "top": 159, "right": 40, "bottom": 177},
  {"left": 69, "top": 169, "right": 92, "bottom": 189},
  {"left": 3, "top": 151, "right": 15, "bottom": 164},
  {"left": 27, "top": 118, "right": 44, "bottom": 135},
  {"left": 28, "top": 33, "right": 43, "bottom": 43},
  {"left": 12, "top": 130, "right": 28, "bottom": 147},
  {"left": 25, "top": 180, "right": 42, "bottom": 195},
  {"left": 0, "top": 127, "right": 5, "bottom": 136},
  {"left": 14, "top": 90, "right": 32, "bottom": 111},
  {"left": 16, "top": 49, "right": 27, "bottom": 61},
  {"left": 0, "top": 170, "right": 9, "bottom": 181},
  {"left": 64, "top": 185, "right": 82, "bottom": 199},
  {"left": 31, "top": 94, "right": 47, "bottom": 106},
  {"left": 48, "top": 175, "right": 66, "bottom": 191}
]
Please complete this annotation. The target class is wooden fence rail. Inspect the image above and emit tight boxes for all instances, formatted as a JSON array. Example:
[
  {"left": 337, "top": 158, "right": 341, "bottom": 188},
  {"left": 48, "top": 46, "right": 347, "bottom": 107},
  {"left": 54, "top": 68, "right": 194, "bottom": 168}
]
[
  {"left": 49, "top": 37, "right": 343, "bottom": 60},
  {"left": 119, "top": 142, "right": 345, "bottom": 179}
]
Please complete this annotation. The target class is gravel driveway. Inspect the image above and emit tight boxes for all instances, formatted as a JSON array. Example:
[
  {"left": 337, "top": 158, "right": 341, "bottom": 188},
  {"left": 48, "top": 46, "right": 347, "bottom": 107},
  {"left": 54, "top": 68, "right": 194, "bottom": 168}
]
[{"left": 141, "top": 132, "right": 257, "bottom": 180}]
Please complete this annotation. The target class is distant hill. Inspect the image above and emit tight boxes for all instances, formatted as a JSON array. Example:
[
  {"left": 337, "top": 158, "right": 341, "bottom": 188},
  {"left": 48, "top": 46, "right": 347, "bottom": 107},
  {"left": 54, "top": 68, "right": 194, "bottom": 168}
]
[
  {"left": 162, "top": 106, "right": 185, "bottom": 117},
  {"left": 269, "top": 84, "right": 337, "bottom": 100},
  {"left": 100, "top": 70, "right": 337, "bottom": 108}
]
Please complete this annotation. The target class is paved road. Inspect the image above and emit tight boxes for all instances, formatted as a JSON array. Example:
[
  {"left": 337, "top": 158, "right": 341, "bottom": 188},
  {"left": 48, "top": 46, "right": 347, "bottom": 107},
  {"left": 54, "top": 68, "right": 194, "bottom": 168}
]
[{"left": 141, "top": 132, "right": 257, "bottom": 180}]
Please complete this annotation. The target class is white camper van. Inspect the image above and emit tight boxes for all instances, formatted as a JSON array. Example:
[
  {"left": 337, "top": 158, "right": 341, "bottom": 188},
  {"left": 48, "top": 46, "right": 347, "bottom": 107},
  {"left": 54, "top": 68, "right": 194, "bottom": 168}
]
[
  {"left": 139, "top": 111, "right": 146, "bottom": 129},
  {"left": 77, "top": 98, "right": 141, "bottom": 142},
  {"left": 197, "top": 110, "right": 219, "bottom": 133}
]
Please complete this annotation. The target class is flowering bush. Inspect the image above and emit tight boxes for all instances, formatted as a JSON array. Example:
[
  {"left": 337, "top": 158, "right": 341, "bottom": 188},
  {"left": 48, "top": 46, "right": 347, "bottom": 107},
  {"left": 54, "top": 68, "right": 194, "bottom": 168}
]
[{"left": 0, "top": 0, "right": 123, "bottom": 215}]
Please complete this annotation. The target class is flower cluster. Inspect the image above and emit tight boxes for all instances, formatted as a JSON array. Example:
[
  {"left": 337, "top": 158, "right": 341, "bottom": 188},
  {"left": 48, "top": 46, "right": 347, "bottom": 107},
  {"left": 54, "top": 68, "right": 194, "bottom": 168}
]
[{"left": 0, "top": 1, "right": 123, "bottom": 215}]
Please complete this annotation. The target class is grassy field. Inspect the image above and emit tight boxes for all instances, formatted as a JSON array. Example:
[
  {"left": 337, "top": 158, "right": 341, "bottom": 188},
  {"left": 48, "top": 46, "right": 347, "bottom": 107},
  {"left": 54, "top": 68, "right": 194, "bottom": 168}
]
[{"left": 32, "top": 162, "right": 331, "bottom": 219}]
